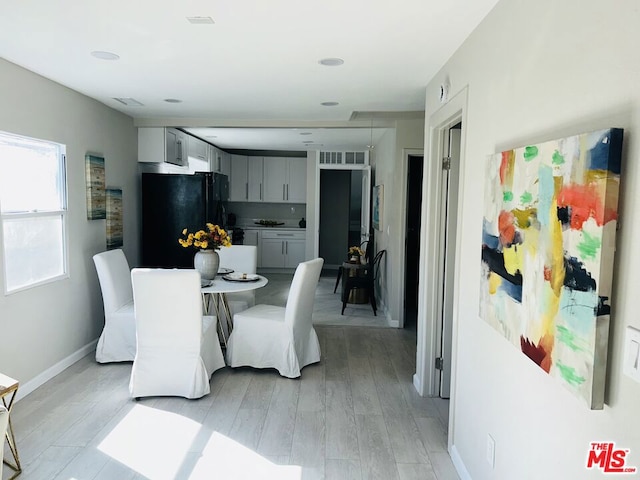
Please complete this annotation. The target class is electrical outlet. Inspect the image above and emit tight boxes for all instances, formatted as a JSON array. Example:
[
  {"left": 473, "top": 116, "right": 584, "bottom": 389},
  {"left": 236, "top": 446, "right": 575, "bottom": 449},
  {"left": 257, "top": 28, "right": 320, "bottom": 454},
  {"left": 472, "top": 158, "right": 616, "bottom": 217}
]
[{"left": 486, "top": 434, "right": 495, "bottom": 468}]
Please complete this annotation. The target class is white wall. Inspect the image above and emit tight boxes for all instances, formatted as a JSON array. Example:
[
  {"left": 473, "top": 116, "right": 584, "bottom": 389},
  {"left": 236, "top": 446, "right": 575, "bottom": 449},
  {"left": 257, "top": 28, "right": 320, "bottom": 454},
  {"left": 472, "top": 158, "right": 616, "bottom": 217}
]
[
  {"left": 0, "top": 59, "right": 138, "bottom": 387},
  {"left": 422, "top": 0, "right": 640, "bottom": 478},
  {"left": 371, "top": 119, "right": 424, "bottom": 324}
]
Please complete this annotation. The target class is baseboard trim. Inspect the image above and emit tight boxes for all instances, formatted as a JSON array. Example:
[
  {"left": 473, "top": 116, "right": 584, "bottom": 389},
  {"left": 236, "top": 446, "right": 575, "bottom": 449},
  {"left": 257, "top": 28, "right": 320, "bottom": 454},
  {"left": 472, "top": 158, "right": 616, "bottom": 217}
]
[
  {"left": 413, "top": 373, "right": 422, "bottom": 394},
  {"left": 450, "top": 444, "right": 473, "bottom": 480},
  {"left": 16, "top": 339, "right": 97, "bottom": 402}
]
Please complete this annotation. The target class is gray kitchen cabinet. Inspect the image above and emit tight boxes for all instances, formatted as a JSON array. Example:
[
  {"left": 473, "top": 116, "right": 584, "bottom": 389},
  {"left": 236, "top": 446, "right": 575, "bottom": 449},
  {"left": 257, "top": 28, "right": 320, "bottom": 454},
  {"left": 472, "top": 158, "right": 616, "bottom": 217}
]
[
  {"left": 263, "top": 157, "right": 306, "bottom": 203},
  {"left": 230, "top": 155, "right": 248, "bottom": 201},
  {"left": 220, "top": 150, "right": 231, "bottom": 177},
  {"left": 247, "top": 157, "right": 264, "bottom": 201},
  {"left": 230, "top": 155, "right": 263, "bottom": 201},
  {"left": 187, "top": 135, "right": 208, "bottom": 162},
  {"left": 260, "top": 230, "right": 306, "bottom": 268},
  {"left": 208, "top": 145, "right": 220, "bottom": 172},
  {"left": 138, "top": 127, "right": 187, "bottom": 166}
]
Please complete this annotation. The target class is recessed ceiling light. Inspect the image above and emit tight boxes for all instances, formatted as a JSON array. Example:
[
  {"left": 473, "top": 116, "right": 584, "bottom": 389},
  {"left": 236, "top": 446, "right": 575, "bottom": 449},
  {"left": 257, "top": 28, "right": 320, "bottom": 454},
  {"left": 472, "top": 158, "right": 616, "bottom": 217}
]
[
  {"left": 299, "top": 132, "right": 312, "bottom": 136},
  {"left": 321, "top": 101, "right": 339, "bottom": 107},
  {"left": 91, "top": 51, "right": 120, "bottom": 60},
  {"left": 302, "top": 141, "right": 313, "bottom": 144},
  {"left": 164, "top": 98, "right": 182, "bottom": 103},
  {"left": 112, "top": 97, "right": 143, "bottom": 107},
  {"left": 318, "top": 58, "right": 344, "bottom": 66},
  {"left": 186, "top": 16, "right": 215, "bottom": 24}
]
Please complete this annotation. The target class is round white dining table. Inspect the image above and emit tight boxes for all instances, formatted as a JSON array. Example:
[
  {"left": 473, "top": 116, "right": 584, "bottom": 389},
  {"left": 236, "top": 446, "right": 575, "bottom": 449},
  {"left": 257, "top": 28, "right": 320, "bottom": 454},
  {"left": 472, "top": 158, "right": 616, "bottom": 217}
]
[{"left": 201, "top": 273, "right": 268, "bottom": 347}]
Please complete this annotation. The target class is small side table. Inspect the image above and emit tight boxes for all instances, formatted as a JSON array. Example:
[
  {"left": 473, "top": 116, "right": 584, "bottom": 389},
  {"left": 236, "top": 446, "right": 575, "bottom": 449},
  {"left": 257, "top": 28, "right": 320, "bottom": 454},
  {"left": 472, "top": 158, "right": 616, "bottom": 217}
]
[
  {"left": 0, "top": 373, "right": 21, "bottom": 479},
  {"left": 341, "top": 262, "right": 369, "bottom": 304}
]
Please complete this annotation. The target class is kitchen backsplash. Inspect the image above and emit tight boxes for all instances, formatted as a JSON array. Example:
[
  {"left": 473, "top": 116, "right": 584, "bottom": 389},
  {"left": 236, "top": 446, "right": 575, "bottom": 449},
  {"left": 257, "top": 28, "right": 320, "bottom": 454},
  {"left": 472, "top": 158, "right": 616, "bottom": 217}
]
[{"left": 227, "top": 202, "right": 306, "bottom": 228}]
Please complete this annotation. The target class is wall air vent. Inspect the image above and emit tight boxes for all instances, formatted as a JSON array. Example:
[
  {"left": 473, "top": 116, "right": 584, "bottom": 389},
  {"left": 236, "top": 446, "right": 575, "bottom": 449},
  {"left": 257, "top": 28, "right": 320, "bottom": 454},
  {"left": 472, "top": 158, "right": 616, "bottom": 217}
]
[{"left": 319, "top": 151, "right": 368, "bottom": 166}]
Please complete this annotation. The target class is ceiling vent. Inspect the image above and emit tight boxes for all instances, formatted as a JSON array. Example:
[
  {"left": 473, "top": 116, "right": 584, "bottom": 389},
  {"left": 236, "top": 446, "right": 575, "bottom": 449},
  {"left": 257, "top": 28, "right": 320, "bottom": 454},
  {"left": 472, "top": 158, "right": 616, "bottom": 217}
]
[
  {"left": 186, "top": 16, "right": 215, "bottom": 24},
  {"left": 112, "top": 97, "right": 144, "bottom": 107}
]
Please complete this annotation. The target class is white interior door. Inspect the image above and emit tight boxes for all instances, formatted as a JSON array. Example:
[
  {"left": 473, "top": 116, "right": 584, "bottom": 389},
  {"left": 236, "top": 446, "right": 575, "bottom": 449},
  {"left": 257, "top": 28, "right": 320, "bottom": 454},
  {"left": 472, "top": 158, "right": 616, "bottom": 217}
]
[
  {"left": 360, "top": 166, "right": 371, "bottom": 244},
  {"left": 438, "top": 126, "right": 461, "bottom": 398}
]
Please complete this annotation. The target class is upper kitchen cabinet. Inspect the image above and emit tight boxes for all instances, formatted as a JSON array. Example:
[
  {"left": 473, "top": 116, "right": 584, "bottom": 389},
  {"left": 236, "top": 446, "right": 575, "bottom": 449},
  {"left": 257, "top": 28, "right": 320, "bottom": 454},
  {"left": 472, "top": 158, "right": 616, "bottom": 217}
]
[
  {"left": 187, "top": 135, "right": 208, "bottom": 162},
  {"left": 138, "top": 127, "right": 187, "bottom": 166},
  {"left": 263, "top": 157, "right": 307, "bottom": 203},
  {"left": 208, "top": 145, "right": 220, "bottom": 172},
  {"left": 208, "top": 145, "right": 231, "bottom": 175},
  {"left": 219, "top": 150, "right": 231, "bottom": 178},
  {"left": 230, "top": 155, "right": 264, "bottom": 201}
]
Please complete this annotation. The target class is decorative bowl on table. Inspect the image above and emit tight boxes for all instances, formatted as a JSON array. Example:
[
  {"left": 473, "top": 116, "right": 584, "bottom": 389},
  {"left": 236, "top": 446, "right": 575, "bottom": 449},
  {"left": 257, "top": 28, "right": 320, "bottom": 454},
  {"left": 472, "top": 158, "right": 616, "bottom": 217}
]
[{"left": 222, "top": 273, "right": 260, "bottom": 282}]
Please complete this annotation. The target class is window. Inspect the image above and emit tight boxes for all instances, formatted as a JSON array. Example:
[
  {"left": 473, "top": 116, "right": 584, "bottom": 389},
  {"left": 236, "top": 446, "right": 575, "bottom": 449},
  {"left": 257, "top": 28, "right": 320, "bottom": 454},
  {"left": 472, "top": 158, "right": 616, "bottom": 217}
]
[{"left": 0, "top": 131, "right": 68, "bottom": 293}]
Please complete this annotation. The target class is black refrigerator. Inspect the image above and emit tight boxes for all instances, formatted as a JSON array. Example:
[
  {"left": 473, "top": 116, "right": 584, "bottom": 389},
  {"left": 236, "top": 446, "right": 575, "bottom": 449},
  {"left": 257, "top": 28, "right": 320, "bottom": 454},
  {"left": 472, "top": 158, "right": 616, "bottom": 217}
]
[{"left": 141, "top": 172, "right": 229, "bottom": 268}]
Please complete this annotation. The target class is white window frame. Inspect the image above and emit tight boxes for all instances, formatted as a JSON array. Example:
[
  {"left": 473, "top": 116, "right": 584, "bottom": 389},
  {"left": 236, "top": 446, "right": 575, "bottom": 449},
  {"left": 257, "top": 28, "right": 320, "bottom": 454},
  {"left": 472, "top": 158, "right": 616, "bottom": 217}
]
[{"left": 0, "top": 131, "right": 69, "bottom": 294}]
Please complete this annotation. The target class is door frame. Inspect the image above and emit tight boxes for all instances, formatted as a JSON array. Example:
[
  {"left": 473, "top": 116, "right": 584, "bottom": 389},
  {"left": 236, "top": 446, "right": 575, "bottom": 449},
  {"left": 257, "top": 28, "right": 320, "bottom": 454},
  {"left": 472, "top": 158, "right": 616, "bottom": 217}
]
[
  {"left": 414, "top": 86, "right": 468, "bottom": 447},
  {"left": 398, "top": 148, "right": 424, "bottom": 329},
  {"left": 313, "top": 158, "right": 372, "bottom": 259}
]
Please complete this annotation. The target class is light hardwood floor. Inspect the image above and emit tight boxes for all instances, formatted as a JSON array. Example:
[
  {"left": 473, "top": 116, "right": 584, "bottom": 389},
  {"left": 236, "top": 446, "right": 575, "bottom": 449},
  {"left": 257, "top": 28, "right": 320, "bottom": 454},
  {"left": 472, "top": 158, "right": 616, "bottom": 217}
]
[{"left": 8, "top": 288, "right": 459, "bottom": 480}]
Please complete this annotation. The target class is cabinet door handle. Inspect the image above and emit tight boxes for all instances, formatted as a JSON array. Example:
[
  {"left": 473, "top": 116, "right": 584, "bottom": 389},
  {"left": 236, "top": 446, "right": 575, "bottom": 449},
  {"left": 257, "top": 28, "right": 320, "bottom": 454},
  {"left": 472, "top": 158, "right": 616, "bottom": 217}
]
[
  {"left": 282, "top": 184, "right": 285, "bottom": 200},
  {"left": 282, "top": 242, "right": 284, "bottom": 255},
  {"left": 285, "top": 241, "right": 288, "bottom": 254},
  {"left": 245, "top": 182, "right": 248, "bottom": 200},
  {"left": 260, "top": 183, "right": 262, "bottom": 200},
  {"left": 286, "top": 184, "right": 289, "bottom": 200}
]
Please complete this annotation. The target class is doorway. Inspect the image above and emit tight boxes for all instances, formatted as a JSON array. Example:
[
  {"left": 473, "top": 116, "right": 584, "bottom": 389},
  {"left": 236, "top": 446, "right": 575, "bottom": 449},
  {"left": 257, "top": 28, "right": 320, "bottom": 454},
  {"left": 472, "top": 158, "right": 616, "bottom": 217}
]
[
  {"left": 436, "top": 123, "right": 461, "bottom": 399},
  {"left": 319, "top": 170, "right": 351, "bottom": 269},
  {"left": 403, "top": 154, "right": 424, "bottom": 331}
]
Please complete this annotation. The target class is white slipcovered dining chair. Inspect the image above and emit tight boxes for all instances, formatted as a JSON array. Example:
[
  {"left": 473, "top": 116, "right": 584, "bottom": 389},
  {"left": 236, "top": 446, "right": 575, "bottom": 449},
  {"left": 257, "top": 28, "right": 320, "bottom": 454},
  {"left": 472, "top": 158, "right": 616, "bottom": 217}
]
[
  {"left": 0, "top": 406, "right": 8, "bottom": 479},
  {"left": 93, "top": 249, "right": 136, "bottom": 363},
  {"left": 129, "top": 268, "right": 226, "bottom": 399},
  {"left": 227, "top": 258, "right": 324, "bottom": 378},
  {"left": 217, "top": 245, "right": 258, "bottom": 308}
]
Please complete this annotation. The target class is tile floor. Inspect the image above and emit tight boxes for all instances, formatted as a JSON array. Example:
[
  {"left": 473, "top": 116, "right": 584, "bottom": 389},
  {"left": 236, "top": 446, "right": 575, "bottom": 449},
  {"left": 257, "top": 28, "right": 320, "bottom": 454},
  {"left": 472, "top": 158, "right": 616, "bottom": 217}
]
[{"left": 5, "top": 272, "right": 459, "bottom": 480}]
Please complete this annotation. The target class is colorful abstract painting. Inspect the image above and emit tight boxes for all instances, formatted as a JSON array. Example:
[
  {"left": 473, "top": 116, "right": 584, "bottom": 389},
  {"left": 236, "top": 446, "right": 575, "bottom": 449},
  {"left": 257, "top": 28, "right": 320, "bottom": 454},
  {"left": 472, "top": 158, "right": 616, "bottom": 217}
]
[{"left": 480, "top": 128, "right": 623, "bottom": 409}]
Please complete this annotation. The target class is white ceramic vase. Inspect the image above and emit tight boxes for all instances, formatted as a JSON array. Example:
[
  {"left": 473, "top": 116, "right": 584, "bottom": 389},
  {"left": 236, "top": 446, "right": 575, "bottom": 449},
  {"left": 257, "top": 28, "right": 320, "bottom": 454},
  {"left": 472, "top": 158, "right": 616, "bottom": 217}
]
[{"left": 194, "top": 249, "right": 219, "bottom": 280}]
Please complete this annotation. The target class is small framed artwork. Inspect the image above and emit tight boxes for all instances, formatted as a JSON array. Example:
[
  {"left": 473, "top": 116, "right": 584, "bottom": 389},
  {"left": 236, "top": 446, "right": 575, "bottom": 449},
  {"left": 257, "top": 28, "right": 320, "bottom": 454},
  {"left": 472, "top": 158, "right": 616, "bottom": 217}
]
[
  {"left": 106, "top": 188, "right": 123, "bottom": 249},
  {"left": 85, "top": 154, "right": 106, "bottom": 219},
  {"left": 373, "top": 184, "right": 383, "bottom": 231}
]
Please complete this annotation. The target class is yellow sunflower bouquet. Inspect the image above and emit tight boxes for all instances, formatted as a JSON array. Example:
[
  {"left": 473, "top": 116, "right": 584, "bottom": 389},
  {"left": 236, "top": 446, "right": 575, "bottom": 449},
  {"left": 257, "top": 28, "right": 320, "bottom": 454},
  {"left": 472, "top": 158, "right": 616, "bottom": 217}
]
[{"left": 178, "top": 223, "right": 232, "bottom": 250}]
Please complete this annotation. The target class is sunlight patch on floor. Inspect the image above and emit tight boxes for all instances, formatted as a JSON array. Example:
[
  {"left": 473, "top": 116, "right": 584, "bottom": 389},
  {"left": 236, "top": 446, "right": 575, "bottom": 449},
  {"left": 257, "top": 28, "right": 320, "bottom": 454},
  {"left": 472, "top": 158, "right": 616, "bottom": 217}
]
[
  {"left": 190, "top": 432, "right": 302, "bottom": 480},
  {"left": 97, "top": 404, "right": 302, "bottom": 479},
  {"left": 98, "top": 404, "right": 200, "bottom": 480}
]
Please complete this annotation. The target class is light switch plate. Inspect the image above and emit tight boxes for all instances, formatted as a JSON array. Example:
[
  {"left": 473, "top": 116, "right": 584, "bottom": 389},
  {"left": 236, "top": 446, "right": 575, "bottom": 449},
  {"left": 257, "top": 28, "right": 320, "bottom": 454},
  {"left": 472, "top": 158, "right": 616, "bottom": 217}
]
[{"left": 623, "top": 326, "right": 640, "bottom": 383}]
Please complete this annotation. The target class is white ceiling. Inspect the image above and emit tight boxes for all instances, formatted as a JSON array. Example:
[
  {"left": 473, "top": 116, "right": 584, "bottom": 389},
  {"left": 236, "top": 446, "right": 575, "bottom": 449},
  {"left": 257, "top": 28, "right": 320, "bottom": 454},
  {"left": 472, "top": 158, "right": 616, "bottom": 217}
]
[{"left": 0, "top": 0, "right": 499, "bottom": 150}]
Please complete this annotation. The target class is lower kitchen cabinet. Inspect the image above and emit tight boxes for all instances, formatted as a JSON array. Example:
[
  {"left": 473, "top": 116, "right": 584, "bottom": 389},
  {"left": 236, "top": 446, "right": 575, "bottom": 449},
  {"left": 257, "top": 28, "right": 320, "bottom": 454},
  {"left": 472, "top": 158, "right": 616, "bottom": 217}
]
[{"left": 260, "top": 231, "right": 306, "bottom": 268}]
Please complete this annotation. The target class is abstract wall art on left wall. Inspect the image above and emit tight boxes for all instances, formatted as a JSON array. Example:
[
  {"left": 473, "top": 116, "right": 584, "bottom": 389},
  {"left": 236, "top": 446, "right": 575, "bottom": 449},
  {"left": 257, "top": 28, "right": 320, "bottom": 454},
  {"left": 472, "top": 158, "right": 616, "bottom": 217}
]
[
  {"left": 480, "top": 128, "right": 623, "bottom": 409},
  {"left": 85, "top": 154, "right": 106, "bottom": 219},
  {"left": 106, "top": 188, "right": 123, "bottom": 249}
]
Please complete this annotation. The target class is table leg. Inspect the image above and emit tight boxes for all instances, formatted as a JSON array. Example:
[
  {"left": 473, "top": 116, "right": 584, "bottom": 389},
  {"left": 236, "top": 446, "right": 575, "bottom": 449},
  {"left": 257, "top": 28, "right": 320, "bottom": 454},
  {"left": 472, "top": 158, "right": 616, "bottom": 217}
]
[
  {"left": 203, "top": 293, "right": 229, "bottom": 349},
  {"left": 3, "top": 390, "right": 21, "bottom": 480}
]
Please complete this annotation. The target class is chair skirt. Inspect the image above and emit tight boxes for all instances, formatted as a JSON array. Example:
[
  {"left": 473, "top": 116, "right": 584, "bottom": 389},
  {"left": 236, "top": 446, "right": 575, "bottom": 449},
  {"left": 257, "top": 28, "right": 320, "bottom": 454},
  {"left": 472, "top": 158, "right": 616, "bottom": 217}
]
[
  {"left": 227, "top": 305, "right": 321, "bottom": 378},
  {"left": 95, "top": 302, "right": 136, "bottom": 363}
]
